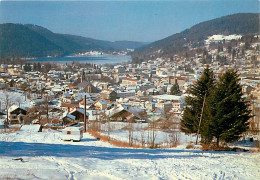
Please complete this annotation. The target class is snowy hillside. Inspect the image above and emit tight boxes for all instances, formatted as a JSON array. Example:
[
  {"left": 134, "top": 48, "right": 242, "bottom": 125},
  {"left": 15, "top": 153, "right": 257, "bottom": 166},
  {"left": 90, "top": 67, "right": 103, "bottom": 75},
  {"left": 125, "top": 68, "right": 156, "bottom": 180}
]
[{"left": 0, "top": 125, "right": 259, "bottom": 180}]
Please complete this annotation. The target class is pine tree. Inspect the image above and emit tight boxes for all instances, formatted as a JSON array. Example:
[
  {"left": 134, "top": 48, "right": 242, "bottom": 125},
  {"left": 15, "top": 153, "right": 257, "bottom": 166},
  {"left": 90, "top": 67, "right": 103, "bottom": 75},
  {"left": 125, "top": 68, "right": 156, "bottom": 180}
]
[
  {"left": 181, "top": 66, "right": 215, "bottom": 139},
  {"left": 170, "top": 83, "right": 180, "bottom": 95},
  {"left": 24, "top": 63, "right": 32, "bottom": 72},
  {"left": 208, "top": 69, "right": 251, "bottom": 146}
]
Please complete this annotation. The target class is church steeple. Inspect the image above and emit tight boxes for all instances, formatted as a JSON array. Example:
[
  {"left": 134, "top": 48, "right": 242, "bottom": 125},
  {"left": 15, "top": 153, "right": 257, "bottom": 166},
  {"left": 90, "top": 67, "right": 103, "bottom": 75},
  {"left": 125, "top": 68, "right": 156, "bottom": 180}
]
[{"left": 81, "top": 69, "right": 85, "bottom": 83}]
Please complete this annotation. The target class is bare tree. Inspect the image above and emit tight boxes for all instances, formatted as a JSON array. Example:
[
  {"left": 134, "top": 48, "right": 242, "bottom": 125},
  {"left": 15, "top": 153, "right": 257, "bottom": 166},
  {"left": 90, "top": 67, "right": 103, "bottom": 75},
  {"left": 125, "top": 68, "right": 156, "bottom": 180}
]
[
  {"left": 106, "top": 112, "right": 111, "bottom": 141},
  {"left": 127, "top": 119, "right": 134, "bottom": 146},
  {"left": 148, "top": 114, "right": 157, "bottom": 148},
  {"left": 15, "top": 97, "right": 22, "bottom": 107},
  {"left": 3, "top": 90, "right": 14, "bottom": 124}
]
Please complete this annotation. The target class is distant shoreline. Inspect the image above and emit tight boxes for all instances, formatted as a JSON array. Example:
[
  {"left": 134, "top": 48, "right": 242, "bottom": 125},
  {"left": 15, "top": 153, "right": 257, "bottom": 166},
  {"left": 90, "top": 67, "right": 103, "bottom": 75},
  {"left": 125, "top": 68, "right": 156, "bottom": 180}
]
[{"left": 26, "top": 54, "right": 132, "bottom": 65}]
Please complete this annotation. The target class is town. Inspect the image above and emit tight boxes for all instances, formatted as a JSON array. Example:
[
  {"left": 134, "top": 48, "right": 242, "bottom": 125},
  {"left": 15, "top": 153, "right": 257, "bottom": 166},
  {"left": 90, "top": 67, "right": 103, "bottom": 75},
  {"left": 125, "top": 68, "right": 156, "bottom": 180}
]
[{"left": 0, "top": 34, "right": 259, "bottom": 148}]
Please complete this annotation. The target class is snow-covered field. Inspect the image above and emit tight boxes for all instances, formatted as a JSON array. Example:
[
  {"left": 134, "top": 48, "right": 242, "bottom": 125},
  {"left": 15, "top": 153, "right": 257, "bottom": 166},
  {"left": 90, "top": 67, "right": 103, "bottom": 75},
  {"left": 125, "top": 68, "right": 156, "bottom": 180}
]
[{"left": 0, "top": 125, "right": 259, "bottom": 180}]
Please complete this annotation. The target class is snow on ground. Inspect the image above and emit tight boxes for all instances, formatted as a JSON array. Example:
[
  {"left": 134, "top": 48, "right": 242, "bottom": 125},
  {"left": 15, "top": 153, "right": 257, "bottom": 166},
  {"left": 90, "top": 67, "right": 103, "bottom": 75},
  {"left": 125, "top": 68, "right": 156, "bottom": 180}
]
[
  {"left": 99, "top": 122, "right": 196, "bottom": 146},
  {"left": 0, "top": 125, "right": 259, "bottom": 180}
]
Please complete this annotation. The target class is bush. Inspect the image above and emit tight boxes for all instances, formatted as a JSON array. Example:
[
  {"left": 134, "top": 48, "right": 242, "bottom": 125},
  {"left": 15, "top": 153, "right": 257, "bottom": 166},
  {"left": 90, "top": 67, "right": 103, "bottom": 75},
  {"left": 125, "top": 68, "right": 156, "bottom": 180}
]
[
  {"left": 87, "top": 129, "right": 142, "bottom": 148},
  {"left": 201, "top": 143, "right": 234, "bottom": 151},
  {"left": 186, "top": 143, "right": 195, "bottom": 149},
  {"left": 0, "top": 126, "right": 21, "bottom": 133},
  {"left": 254, "top": 140, "right": 260, "bottom": 149}
]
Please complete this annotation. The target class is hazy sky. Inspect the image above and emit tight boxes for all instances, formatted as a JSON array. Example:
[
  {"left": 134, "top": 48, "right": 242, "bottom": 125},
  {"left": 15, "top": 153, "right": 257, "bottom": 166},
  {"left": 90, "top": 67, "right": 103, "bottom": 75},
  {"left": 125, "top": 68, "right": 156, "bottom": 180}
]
[{"left": 0, "top": 0, "right": 258, "bottom": 42}]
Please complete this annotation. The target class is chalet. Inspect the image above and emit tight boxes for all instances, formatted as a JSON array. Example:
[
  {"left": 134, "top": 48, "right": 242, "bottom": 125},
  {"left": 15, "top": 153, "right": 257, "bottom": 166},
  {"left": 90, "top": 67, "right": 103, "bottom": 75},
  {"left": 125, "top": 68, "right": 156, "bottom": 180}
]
[
  {"left": 8, "top": 105, "right": 27, "bottom": 124},
  {"left": 105, "top": 104, "right": 139, "bottom": 122},
  {"left": 69, "top": 108, "right": 89, "bottom": 122},
  {"left": 62, "top": 113, "right": 76, "bottom": 125},
  {"left": 49, "top": 107, "right": 64, "bottom": 119}
]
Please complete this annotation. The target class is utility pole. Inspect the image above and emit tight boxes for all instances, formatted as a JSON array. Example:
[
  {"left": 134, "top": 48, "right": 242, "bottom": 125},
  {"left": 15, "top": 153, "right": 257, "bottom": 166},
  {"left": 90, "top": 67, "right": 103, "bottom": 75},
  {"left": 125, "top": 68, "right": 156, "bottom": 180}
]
[
  {"left": 196, "top": 94, "right": 206, "bottom": 145},
  {"left": 44, "top": 95, "right": 49, "bottom": 122},
  {"left": 84, "top": 95, "right": 87, "bottom": 132}
]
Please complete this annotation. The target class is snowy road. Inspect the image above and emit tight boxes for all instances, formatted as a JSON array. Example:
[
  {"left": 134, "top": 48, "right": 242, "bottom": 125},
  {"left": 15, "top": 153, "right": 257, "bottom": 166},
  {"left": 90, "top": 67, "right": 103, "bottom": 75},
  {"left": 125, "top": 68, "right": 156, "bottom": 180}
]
[{"left": 0, "top": 126, "right": 259, "bottom": 180}]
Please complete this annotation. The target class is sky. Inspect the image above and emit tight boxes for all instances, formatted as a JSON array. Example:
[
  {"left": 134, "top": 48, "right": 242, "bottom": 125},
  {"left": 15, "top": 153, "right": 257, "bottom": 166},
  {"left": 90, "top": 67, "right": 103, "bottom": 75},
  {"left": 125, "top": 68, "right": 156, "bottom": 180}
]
[{"left": 0, "top": 0, "right": 259, "bottom": 42}]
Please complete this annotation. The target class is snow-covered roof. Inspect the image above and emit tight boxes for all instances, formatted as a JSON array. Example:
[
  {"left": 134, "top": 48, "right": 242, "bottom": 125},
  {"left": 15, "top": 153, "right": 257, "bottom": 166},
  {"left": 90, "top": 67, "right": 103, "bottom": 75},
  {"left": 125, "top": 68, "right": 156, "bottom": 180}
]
[
  {"left": 97, "top": 100, "right": 108, "bottom": 105},
  {"left": 76, "top": 92, "right": 91, "bottom": 99},
  {"left": 65, "top": 113, "right": 76, "bottom": 120},
  {"left": 70, "top": 108, "right": 90, "bottom": 116},
  {"left": 52, "top": 88, "right": 63, "bottom": 92},
  {"left": 152, "top": 95, "right": 181, "bottom": 101},
  {"left": 8, "top": 105, "right": 27, "bottom": 113},
  {"left": 31, "top": 98, "right": 45, "bottom": 103},
  {"left": 106, "top": 104, "right": 127, "bottom": 117}
]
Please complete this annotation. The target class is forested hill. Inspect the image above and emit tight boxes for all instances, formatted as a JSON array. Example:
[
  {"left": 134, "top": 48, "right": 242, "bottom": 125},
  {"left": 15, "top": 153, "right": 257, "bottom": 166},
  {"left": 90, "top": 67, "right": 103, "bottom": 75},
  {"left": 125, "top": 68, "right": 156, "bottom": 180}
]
[
  {"left": 0, "top": 23, "right": 147, "bottom": 58},
  {"left": 132, "top": 13, "right": 259, "bottom": 63}
]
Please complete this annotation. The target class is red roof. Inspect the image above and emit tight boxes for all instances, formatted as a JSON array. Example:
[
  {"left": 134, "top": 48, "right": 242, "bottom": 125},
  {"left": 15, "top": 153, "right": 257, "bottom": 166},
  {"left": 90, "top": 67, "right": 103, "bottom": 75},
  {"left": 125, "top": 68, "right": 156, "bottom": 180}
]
[
  {"left": 169, "top": 76, "right": 186, "bottom": 80},
  {"left": 122, "top": 78, "right": 138, "bottom": 82}
]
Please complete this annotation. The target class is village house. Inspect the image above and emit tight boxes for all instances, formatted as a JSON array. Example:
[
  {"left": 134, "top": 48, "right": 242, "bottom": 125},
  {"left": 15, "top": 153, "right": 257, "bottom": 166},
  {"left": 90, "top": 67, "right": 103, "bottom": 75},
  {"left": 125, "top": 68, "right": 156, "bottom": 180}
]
[
  {"left": 62, "top": 113, "right": 76, "bottom": 125},
  {"left": 168, "top": 76, "right": 187, "bottom": 87},
  {"left": 122, "top": 78, "right": 139, "bottom": 87},
  {"left": 69, "top": 108, "right": 89, "bottom": 122},
  {"left": 94, "top": 100, "right": 108, "bottom": 110},
  {"left": 8, "top": 105, "right": 27, "bottom": 124},
  {"left": 105, "top": 104, "right": 139, "bottom": 122}
]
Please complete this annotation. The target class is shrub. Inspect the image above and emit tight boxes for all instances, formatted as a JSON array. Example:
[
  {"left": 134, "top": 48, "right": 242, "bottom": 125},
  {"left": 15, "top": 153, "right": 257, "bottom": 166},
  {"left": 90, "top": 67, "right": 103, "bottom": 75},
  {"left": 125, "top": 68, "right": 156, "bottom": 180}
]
[
  {"left": 186, "top": 143, "right": 195, "bottom": 149},
  {"left": 201, "top": 143, "right": 233, "bottom": 151}
]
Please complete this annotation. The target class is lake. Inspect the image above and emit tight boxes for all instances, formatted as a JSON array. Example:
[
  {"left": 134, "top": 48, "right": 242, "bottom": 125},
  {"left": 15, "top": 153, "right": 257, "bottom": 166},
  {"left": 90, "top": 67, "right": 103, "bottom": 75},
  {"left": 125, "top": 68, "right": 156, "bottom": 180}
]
[{"left": 26, "top": 54, "right": 132, "bottom": 65}]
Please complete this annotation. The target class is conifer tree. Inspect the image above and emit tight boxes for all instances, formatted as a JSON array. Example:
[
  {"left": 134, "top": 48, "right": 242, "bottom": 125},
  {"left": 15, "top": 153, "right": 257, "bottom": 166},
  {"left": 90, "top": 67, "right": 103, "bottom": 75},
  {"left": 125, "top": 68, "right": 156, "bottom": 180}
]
[
  {"left": 170, "top": 83, "right": 181, "bottom": 95},
  {"left": 181, "top": 66, "right": 215, "bottom": 140},
  {"left": 207, "top": 69, "right": 251, "bottom": 146}
]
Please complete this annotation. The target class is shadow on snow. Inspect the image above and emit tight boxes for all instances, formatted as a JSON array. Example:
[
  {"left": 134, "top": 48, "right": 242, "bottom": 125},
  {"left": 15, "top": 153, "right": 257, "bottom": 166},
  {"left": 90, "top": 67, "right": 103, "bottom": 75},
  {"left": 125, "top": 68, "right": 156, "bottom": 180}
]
[{"left": 0, "top": 141, "right": 236, "bottom": 160}]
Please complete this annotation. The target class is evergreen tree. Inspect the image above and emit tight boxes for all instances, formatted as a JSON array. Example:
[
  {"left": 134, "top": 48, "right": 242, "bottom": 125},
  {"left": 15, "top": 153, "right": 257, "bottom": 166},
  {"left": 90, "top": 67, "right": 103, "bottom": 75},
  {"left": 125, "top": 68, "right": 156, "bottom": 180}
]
[
  {"left": 170, "top": 83, "right": 180, "bottom": 95},
  {"left": 24, "top": 63, "right": 32, "bottom": 72},
  {"left": 37, "top": 62, "right": 41, "bottom": 71},
  {"left": 207, "top": 69, "right": 251, "bottom": 146},
  {"left": 33, "top": 63, "right": 37, "bottom": 71},
  {"left": 181, "top": 66, "right": 215, "bottom": 139}
]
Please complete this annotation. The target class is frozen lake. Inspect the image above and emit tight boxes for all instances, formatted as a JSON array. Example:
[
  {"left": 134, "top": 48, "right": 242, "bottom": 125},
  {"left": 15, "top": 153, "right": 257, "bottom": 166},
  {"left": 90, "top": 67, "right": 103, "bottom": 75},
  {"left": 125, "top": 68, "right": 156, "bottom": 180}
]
[{"left": 26, "top": 54, "right": 132, "bottom": 65}]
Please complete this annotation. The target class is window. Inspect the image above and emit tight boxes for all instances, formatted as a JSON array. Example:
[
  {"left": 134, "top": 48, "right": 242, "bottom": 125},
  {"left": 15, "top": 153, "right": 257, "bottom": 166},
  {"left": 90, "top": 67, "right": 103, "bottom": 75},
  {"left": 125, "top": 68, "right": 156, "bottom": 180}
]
[{"left": 67, "top": 131, "right": 71, "bottom": 134}]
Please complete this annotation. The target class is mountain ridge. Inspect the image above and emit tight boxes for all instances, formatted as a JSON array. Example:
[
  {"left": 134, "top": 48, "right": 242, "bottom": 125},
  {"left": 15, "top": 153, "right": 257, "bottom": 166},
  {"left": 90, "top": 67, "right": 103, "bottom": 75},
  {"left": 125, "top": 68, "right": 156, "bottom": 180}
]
[
  {"left": 0, "top": 23, "right": 147, "bottom": 58},
  {"left": 132, "top": 13, "right": 259, "bottom": 63}
]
